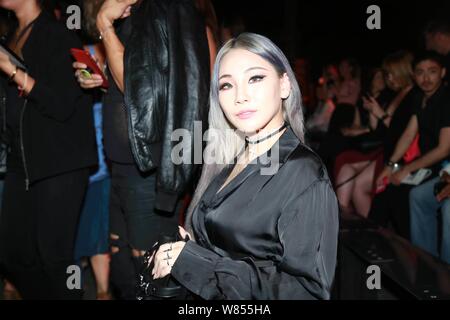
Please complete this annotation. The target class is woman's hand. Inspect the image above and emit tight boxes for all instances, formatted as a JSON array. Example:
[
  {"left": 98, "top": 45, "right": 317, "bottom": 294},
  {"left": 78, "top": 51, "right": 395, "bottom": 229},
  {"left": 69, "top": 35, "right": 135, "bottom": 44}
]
[
  {"left": 151, "top": 226, "right": 191, "bottom": 280},
  {"left": 362, "top": 96, "right": 384, "bottom": 118},
  {"left": 73, "top": 61, "right": 104, "bottom": 89},
  {"left": 436, "top": 172, "right": 450, "bottom": 202},
  {"left": 97, "top": 0, "right": 137, "bottom": 30},
  {"left": 376, "top": 166, "right": 393, "bottom": 187},
  {"left": 391, "top": 167, "right": 410, "bottom": 186}
]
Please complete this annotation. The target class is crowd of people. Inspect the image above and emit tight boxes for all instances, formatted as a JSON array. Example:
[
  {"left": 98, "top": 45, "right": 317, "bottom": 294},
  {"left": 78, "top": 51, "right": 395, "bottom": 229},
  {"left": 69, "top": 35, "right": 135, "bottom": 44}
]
[
  {"left": 0, "top": 0, "right": 448, "bottom": 300},
  {"left": 305, "top": 19, "right": 450, "bottom": 266}
]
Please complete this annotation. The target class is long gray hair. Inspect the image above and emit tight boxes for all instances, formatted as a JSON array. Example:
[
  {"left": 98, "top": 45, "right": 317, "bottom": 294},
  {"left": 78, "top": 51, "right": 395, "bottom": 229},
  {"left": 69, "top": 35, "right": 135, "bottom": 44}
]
[{"left": 184, "top": 32, "right": 305, "bottom": 235}]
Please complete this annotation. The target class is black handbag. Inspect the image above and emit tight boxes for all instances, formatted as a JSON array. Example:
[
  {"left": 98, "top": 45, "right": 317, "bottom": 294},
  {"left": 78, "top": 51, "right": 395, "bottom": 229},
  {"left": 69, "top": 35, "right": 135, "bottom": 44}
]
[{"left": 136, "top": 233, "right": 191, "bottom": 300}]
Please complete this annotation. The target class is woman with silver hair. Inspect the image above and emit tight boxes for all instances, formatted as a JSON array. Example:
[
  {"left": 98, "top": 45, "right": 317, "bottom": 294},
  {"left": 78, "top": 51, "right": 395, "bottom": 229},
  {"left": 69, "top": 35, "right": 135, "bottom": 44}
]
[{"left": 150, "top": 33, "right": 339, "bottom": 300}]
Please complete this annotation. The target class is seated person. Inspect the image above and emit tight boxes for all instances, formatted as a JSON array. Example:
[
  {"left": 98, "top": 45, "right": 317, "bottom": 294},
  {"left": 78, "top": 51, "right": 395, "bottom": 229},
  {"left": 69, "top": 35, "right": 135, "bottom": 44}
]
[
  {"left": 334, "top": 53, "right": 415, "bottom": 217},
  {"left": 369, "top": 51, "right": 450, "bottom": 240},
  {"left": 305, "top": 76, "right": 336, "bottom": 149},
  {"left": 410, "top": 164, "right": 450, "bottom": 264},
  {"left": 149, "top": 33, "right": 339, "bottom": 300}
]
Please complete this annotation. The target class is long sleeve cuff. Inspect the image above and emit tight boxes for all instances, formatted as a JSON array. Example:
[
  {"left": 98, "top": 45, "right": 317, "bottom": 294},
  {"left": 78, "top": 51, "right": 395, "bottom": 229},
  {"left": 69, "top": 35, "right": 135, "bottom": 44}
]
[
  {"left": 171, "top": 240, "right": 220, "bottom": 298},
  {"left": 155, "top": 189, "right": 178, "bottom": 212}
]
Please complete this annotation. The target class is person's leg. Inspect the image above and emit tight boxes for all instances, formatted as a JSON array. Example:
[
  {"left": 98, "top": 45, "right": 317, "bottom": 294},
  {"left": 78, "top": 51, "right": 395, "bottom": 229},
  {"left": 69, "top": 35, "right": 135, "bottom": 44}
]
[
  {"left": 2, "top": 279, "right": 21, "bottom": 300},
  {"left": 108, "top": 172, "right": 138, "bottom": 300},
  {"left": 0, "top": 173, "right": 44, "bottom": 299},
  {"left": 35, "top": 169, "right": 89, "bottom": 300},
  {"left": 95, "top": 177, "right": 112, "bottom": 298},
  {"left": 90, "top": 253, "right": 111, "bottom": 299},
  {"left": 352, "top": 161, "right": 376, "bottom": 218},
  {"left": 78, "top": 177, "right": 112, "bottom": 299},
  {"left": 410, "top": 177, "right": 440, "bottom": 257},
  {"left": 123, "top": 171, "right": 180, "bottom": 252},
  {"left": 335, "top": 163, "right": 356, "bottom": 214},
  {"left": 368, "top": 187, "right": 392, "bottom": 228},
  {"left": 119, "top": 171, "right": 158, "bottom": 280},
  {"left": 121, "top": 170, "right": 180, "bottom": 283},
  {"left": 440, "top": 199, "right": 450, "bottom": 264},
  {"left": 390, "top": 184, "right": 413, "bottom": 240},
  {"left": 74, "top": 180, "right": 98, "bottom": 265}
]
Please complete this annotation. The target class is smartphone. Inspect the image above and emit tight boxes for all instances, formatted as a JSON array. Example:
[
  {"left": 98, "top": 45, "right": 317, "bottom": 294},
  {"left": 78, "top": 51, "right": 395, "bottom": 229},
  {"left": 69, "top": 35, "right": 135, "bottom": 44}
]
[{"left": 70, "top": 48, "right": 109, "bottom": 89}]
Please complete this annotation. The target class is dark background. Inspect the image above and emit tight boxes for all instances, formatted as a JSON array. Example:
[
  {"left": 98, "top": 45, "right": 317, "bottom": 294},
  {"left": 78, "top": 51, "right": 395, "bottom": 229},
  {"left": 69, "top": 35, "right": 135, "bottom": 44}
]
[
  {"left": 213, "top": 0, "right": 450, "bottom": 74},
  {"left": 4, "top": 0, "right": 450, "bottom": 77}
]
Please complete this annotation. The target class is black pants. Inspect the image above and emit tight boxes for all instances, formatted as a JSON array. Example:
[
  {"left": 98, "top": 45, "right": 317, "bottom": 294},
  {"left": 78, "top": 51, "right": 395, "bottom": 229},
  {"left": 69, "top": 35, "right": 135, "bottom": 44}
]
[
  {"left": 109, "top": 163, "right": 180, "bottom": 300},
  {"left": 368, "top": 184, "right": 413, "bottom": 240},
  {"left": 0, "top": 169, "right": 89, "bottom": 299}
]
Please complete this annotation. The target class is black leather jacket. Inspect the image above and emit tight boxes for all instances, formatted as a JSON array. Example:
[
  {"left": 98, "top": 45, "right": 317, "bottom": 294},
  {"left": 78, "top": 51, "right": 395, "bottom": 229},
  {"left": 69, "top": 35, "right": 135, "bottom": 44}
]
[{"left": 124, "top": 0, "right": 210, "bottom": 213}]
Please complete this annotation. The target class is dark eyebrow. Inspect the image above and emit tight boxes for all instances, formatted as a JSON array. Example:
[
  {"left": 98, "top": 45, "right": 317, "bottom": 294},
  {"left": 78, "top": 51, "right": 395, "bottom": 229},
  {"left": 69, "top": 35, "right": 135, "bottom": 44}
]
[
  {"left": 219, "top": 66, "right": 269, "bottom": 80},
  {"left": 244, "top": 66, "right": 268, "bottom": 73},
  {"left": 219, "top": 74, "right": 231, "bottom": 80}
]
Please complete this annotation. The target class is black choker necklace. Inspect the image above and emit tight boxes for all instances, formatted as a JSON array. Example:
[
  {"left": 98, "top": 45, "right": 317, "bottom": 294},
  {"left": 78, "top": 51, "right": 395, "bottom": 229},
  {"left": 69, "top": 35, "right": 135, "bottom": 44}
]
[{"left": 245, "top": 122, "right": 288, "bottom": 145}]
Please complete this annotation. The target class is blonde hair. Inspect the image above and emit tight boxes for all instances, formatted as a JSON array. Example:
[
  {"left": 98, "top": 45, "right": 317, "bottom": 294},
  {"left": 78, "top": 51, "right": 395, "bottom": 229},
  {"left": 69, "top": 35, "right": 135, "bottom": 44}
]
[
  {"left": 184, "top": 33, "right": 305, "bottom": 235},
  {"left": 382, "top": 51, "right": 414, "bottom": 89}
]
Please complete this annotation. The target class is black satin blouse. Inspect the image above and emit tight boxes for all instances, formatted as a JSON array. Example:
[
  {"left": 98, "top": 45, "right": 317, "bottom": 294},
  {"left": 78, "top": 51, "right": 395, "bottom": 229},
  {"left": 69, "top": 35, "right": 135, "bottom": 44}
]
[{"left": 171, "top": 127, "right": 339, "bottom": 300}]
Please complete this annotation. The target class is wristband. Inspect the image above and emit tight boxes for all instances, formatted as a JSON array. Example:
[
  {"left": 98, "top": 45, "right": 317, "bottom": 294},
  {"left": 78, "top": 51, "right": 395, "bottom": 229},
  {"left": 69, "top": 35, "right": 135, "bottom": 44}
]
[{"left": 386, "top": 160, "right": 399, "bottom": 170}]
